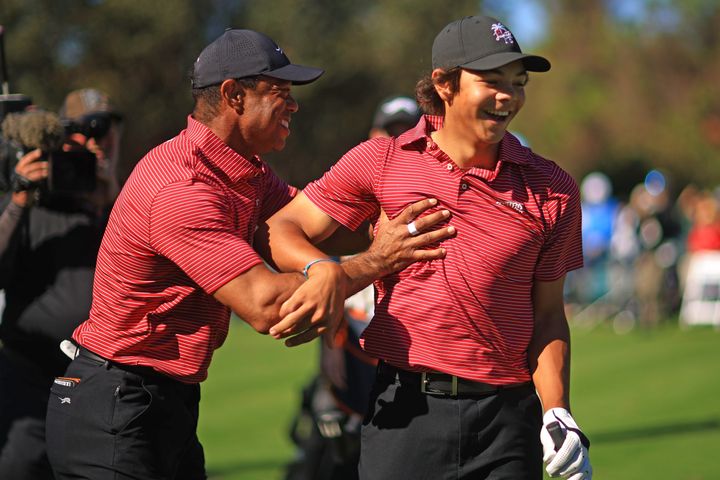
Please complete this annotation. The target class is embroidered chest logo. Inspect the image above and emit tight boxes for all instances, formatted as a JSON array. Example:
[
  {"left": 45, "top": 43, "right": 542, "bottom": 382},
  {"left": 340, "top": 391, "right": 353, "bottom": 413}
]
[
  {"left": 491, "top": 23, "right": 515, "bottom": 44},
  {"left": 58, "top": 397, "right": 71, "bottom": 404},
  {"left": 496, "top": 200, "right": 525, "bottom": 213}
]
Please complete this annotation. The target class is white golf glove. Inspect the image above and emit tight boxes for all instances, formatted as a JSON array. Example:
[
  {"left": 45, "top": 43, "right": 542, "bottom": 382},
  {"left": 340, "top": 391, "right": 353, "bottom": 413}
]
[{"left": 541, "top": 408, "right": 592, "bottom": 479}]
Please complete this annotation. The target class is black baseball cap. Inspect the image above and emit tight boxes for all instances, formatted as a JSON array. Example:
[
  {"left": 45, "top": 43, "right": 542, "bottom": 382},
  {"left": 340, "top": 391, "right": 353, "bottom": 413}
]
[
  {"left": 191, "top": 29, "right": 324, "bottom": 88},
  {"left": 432, "top": 16, "right": 550, "bottom": 72},
  {"left": 372, "top": 95, "right": 421, "bottom": 130}
]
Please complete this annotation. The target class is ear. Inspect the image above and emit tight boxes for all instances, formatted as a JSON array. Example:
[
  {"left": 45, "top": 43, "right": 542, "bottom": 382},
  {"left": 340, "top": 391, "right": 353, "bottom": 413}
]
[
  {"left": 219, "top": 79, "right": 244, "bottom": 111},
  {"left": 431, "top": 68, "right": 454, "bottom": 104}
]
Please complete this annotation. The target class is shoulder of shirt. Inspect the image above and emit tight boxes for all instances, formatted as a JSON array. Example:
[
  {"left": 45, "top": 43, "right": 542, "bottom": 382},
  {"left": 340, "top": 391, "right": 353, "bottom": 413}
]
[
  {"left": 342, "top": 136, "right": 394, "bottom": 160},
  {"left": 123, "top": 132, "right": 219, "bottom": 201},
  {"left": 504, "top": 134, "right": 578, "bottom": 193},
  {"left": 136, "top": 132, "right": 203, "bottom": 177}
]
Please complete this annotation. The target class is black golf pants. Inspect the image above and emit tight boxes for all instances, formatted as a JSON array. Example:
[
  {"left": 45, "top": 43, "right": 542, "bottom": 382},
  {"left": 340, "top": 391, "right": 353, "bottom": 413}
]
[
  {"left": 359, "top": 372, "right": 543, "bottom": 479},
  {"left": 46, "top": 352, "right": 206, "bottom": 480}
]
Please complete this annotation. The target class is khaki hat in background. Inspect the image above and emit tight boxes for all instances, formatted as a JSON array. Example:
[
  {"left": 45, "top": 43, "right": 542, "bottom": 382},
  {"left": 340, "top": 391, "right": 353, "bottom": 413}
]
[{"left": 59, "top": 88, "right": 121, "bottom": 121}]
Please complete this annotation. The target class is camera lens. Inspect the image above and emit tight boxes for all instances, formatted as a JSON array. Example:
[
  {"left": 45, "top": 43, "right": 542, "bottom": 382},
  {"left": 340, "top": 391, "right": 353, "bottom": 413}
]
[{"left": 81, "top": 113, "right": 112, "bottom": 140}]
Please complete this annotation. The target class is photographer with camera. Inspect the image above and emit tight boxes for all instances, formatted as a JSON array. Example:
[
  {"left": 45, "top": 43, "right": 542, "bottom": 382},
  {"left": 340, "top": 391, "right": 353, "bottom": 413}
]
[{"left": 0, "top": 88, "right": 122, "bottom": 479}]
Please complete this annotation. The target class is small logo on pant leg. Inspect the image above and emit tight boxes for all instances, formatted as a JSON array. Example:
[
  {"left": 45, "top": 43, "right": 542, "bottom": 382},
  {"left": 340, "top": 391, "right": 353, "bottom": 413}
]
[{"left": 57, "top": 397, "right": 71, "bottom": 404}]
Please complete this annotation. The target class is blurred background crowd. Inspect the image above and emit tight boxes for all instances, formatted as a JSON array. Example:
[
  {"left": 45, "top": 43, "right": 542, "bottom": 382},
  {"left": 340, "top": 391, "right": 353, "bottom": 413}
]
[
  {"left": 566, "top": 169, "right": 720, "bottom": 332},
  {"left": 1, "top": 1, "right": 718, "bottom": 478},
  {"left": 1, "top": 0, "right": 718, "bottom": 326},
  {"left": 0, "top": 0, "right": 720, "bottom": 318}
]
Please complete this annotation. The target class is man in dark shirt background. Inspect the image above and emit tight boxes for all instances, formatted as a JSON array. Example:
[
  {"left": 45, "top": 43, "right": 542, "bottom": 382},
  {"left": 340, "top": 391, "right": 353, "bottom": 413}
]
[{"left": 0, "top": 88, "right": 123, "bottom": 479}]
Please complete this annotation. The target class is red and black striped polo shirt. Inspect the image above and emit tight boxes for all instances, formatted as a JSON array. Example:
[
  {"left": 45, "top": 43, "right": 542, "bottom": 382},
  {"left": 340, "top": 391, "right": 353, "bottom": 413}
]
[
  {"left": 304, "top": 115, "right": 583, "bottom": 385},
  {"left": 74, "top": 115, "right": 296, "bottom": 383}
]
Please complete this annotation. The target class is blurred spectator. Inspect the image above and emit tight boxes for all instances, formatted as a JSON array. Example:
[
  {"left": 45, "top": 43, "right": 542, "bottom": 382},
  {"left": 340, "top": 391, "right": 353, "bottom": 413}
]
[
  {"left": 284, "top": 95, "right": 421, "bottom": 480},
  {"left": 574, "top": 172, "right": 619, "bottom": 304},
  {"left": 625, "top": 171, "right": 683, "bottom": 328},
  {"left": 678, "top": 187, "right": 720, "bottom": 327},
  {"left": 686, "top": 189, "right": 720, "bottom": 253},
  {"left": 0, "top": 89, "right": 122, "bottom": 479}
]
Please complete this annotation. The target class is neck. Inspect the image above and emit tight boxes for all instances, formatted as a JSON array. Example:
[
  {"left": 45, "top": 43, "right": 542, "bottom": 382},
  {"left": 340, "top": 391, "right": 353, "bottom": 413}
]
[
  {"left": 431, "top": 126, "right": 501, "bottom": 170},
  {"left": 196, "top": 111, "right": 256, "bottom": 160}
]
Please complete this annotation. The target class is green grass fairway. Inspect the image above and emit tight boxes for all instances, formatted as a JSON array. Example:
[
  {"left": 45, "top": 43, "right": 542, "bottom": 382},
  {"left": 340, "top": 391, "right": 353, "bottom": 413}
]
[{"left": 198, "top": 321, "right": 720, "bottom": 480}]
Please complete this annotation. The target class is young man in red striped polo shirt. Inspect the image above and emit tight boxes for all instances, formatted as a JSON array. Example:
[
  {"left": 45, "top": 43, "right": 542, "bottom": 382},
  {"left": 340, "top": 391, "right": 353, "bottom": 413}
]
[
  {"left": 266, "top": 16, "right": 592, "bottom": 480},
  {"left": 44, "top": 29, "right": 453, "bottom": 480}
]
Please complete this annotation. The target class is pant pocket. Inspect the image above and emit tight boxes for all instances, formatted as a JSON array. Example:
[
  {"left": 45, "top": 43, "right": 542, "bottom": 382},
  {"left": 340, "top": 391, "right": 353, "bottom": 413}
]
[{"left": 108, "top": 372, "right": 152, "bottom": 434}]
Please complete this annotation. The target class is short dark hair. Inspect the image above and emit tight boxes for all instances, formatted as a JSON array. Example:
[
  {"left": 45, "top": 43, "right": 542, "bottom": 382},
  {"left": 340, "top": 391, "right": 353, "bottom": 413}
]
[
  {"left": 415, "top": 68, "right": 461, "bottom": 116},
  {"left": 191, "top": 77, "right": 259, "bottom": 123}
]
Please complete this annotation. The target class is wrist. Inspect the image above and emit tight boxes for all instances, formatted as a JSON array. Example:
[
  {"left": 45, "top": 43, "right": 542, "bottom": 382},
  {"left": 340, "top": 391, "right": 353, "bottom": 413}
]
[
  {"left": 543, "top": 407, "right": 570, "bottom": 422},
  {"left": 357, "top": 249, "right": 393, "bottom": 278},
  {"left": 302, "top": 258, "right": 340, "bottom": 279},
  {"left": 11, "top": 191, "right": 29, "bottom": 208}
]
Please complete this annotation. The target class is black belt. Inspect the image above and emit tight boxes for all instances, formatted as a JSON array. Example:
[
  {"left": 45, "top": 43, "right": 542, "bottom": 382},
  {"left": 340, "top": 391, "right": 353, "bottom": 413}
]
[
  {"left": 76, "top": 345, "right": 176, "bottom": 384},
  {"left": 77, "top": 346, "right": 107, "bottom": 364},
  {"left": 377, "top": 361, "right": 532, "bottom": 397}
]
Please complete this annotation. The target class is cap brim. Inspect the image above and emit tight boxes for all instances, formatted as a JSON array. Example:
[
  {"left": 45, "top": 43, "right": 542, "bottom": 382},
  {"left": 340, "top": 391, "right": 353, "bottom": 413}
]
[
  {"left": 264, "top": 63, "right": 325, "bottom": 85},
  {"left": 462, "top": 52, "right": 551, "bottom": 72}
]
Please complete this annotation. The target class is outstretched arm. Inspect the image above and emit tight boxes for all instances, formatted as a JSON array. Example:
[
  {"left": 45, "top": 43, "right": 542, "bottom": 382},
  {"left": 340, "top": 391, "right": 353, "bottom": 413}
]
[
  {"left": 263, "top": 192, "right": 454, "bottom": 346},
  {"left": 212, "top": 264, "right": 305, "bottom": 334}
]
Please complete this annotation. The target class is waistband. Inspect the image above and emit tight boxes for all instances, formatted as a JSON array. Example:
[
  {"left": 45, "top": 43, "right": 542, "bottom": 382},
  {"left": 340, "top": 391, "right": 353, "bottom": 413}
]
[
  {"left": 376, "top": 361, "right": 533, "bottom": 397},
  {"left": 76, "top": 345, "right": 184, "bottom": 385}
]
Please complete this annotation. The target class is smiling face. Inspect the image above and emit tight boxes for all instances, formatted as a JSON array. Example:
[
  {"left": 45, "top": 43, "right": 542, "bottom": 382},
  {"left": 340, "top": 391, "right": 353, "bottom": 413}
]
[
  {"left": 441, "top": 60, "right": 528, "bottom": 146},
  {"left": 236, "top": 76, "right": 298, "bottom": 157}
]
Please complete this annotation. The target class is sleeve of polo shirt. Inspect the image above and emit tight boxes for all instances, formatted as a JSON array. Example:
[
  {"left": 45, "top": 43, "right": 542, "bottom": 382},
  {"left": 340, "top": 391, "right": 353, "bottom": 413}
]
[
  {"left": 258, "top": 167, "right": 297, "bottom": 223},
  {"left": 534, "top": 167, "right": 584, "bottom": 282},
  {"left": 303, "top": 138, "right": 388, "bottom": 231},
  {"left": 149, "top": 180, "right": 264, "bottom": 294}
]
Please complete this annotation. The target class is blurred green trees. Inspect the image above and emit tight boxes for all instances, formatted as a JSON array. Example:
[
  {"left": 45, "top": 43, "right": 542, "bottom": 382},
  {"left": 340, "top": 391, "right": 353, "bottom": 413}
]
[{"left": 1, "top": 0, "right": 718, "bottom": 194}]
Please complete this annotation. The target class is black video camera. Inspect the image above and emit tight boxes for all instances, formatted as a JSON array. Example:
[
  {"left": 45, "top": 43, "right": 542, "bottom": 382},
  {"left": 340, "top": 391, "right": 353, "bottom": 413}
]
[
  {"left": 0, "top": 24, "right": 97, "bottom": 196},
  {"left": 0, "top": 110, "right": 98, "bottom": 195},
  {"left": 62, "top": 112, "right": 113, "bottom": 143}
]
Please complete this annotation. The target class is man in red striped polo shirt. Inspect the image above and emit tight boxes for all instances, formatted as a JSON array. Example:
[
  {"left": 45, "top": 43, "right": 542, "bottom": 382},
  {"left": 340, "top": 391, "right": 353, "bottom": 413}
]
[
  {"left": 44, "top": 29, "right": 453, "bottom": 480},
  {"left": 266, "top": 16, "right": 592, "bottom": 480}
]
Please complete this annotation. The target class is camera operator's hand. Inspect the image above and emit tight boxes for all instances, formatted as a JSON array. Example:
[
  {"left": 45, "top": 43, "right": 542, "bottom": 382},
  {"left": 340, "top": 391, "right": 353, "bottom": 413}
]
[{"left": 11, "top": 149, "right": 48, "bottom": 207}]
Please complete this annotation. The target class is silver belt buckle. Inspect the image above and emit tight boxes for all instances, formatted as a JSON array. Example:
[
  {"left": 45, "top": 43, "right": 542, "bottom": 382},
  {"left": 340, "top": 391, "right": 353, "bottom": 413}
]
[{"left": 421, "top": 372, "right": 458, "bottom": 396}]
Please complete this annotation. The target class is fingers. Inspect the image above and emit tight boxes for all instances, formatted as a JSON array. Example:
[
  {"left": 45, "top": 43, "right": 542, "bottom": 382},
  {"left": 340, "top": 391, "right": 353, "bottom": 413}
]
[
  {"left": 271, "top": 302, "right": 313, "bottom": 338},
  {"left": 566, "top": 459, "right": 592, "bottom": 480},
  {"left": 546, "top": 432, "right": 583, "bottom": 477},
  {"left": 285, "top": 325, "right": 326, "bottom": 347},
  {"left": 394, "top": 198, "right": 437, "bottom": 223},
  {"left": 16, "top": 149, "right": 43, "bottom": 167},
  {"left": 410, "top": 208, "right": 450, "bottom": 231},
  {"left": 16, "top": 149, "right": 49, "bottom": 182},
  {"left": 410, "top": 247, "right": 447, "bottom": 262},
  {"left": 411, "top": 225, "right": 456, "bottom": 246},
  {"left": 556, "top": 447, "right": 586, "bottom": 478}
]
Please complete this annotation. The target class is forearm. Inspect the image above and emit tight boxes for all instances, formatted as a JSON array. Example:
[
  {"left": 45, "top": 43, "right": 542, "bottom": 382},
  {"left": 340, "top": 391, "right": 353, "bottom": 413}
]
[
  {"left": 315, "top": 221, "right": 372, "bottom": 257},
  {"left": 529, "top": 314, "right": 571, "bottom": 412},
  {"left": 214, "top": 265, "right": 306, "bottom": 334},
  {"left": 246, "top": 271, "right": 306, "bottom": 332},
  {"left": 340, "top": 251, "right": 390, "bottom": 297},
  {"left": 268, "top": 220, "right": 336, "bottom": 272},
  {"left": 263, "top": 192, "right": 342, "bottom": 273}
]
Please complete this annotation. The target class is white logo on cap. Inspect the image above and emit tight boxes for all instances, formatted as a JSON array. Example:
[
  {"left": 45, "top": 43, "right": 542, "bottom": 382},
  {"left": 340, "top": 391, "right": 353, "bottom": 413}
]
[{"left": 491, "top": 23, "right": 514, "bottom": 44}]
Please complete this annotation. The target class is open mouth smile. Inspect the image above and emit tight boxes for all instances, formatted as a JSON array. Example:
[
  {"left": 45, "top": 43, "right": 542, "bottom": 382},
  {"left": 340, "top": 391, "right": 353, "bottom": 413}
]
[{"left": 484, "top": 109, "right": 510, "bottom": 121}]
